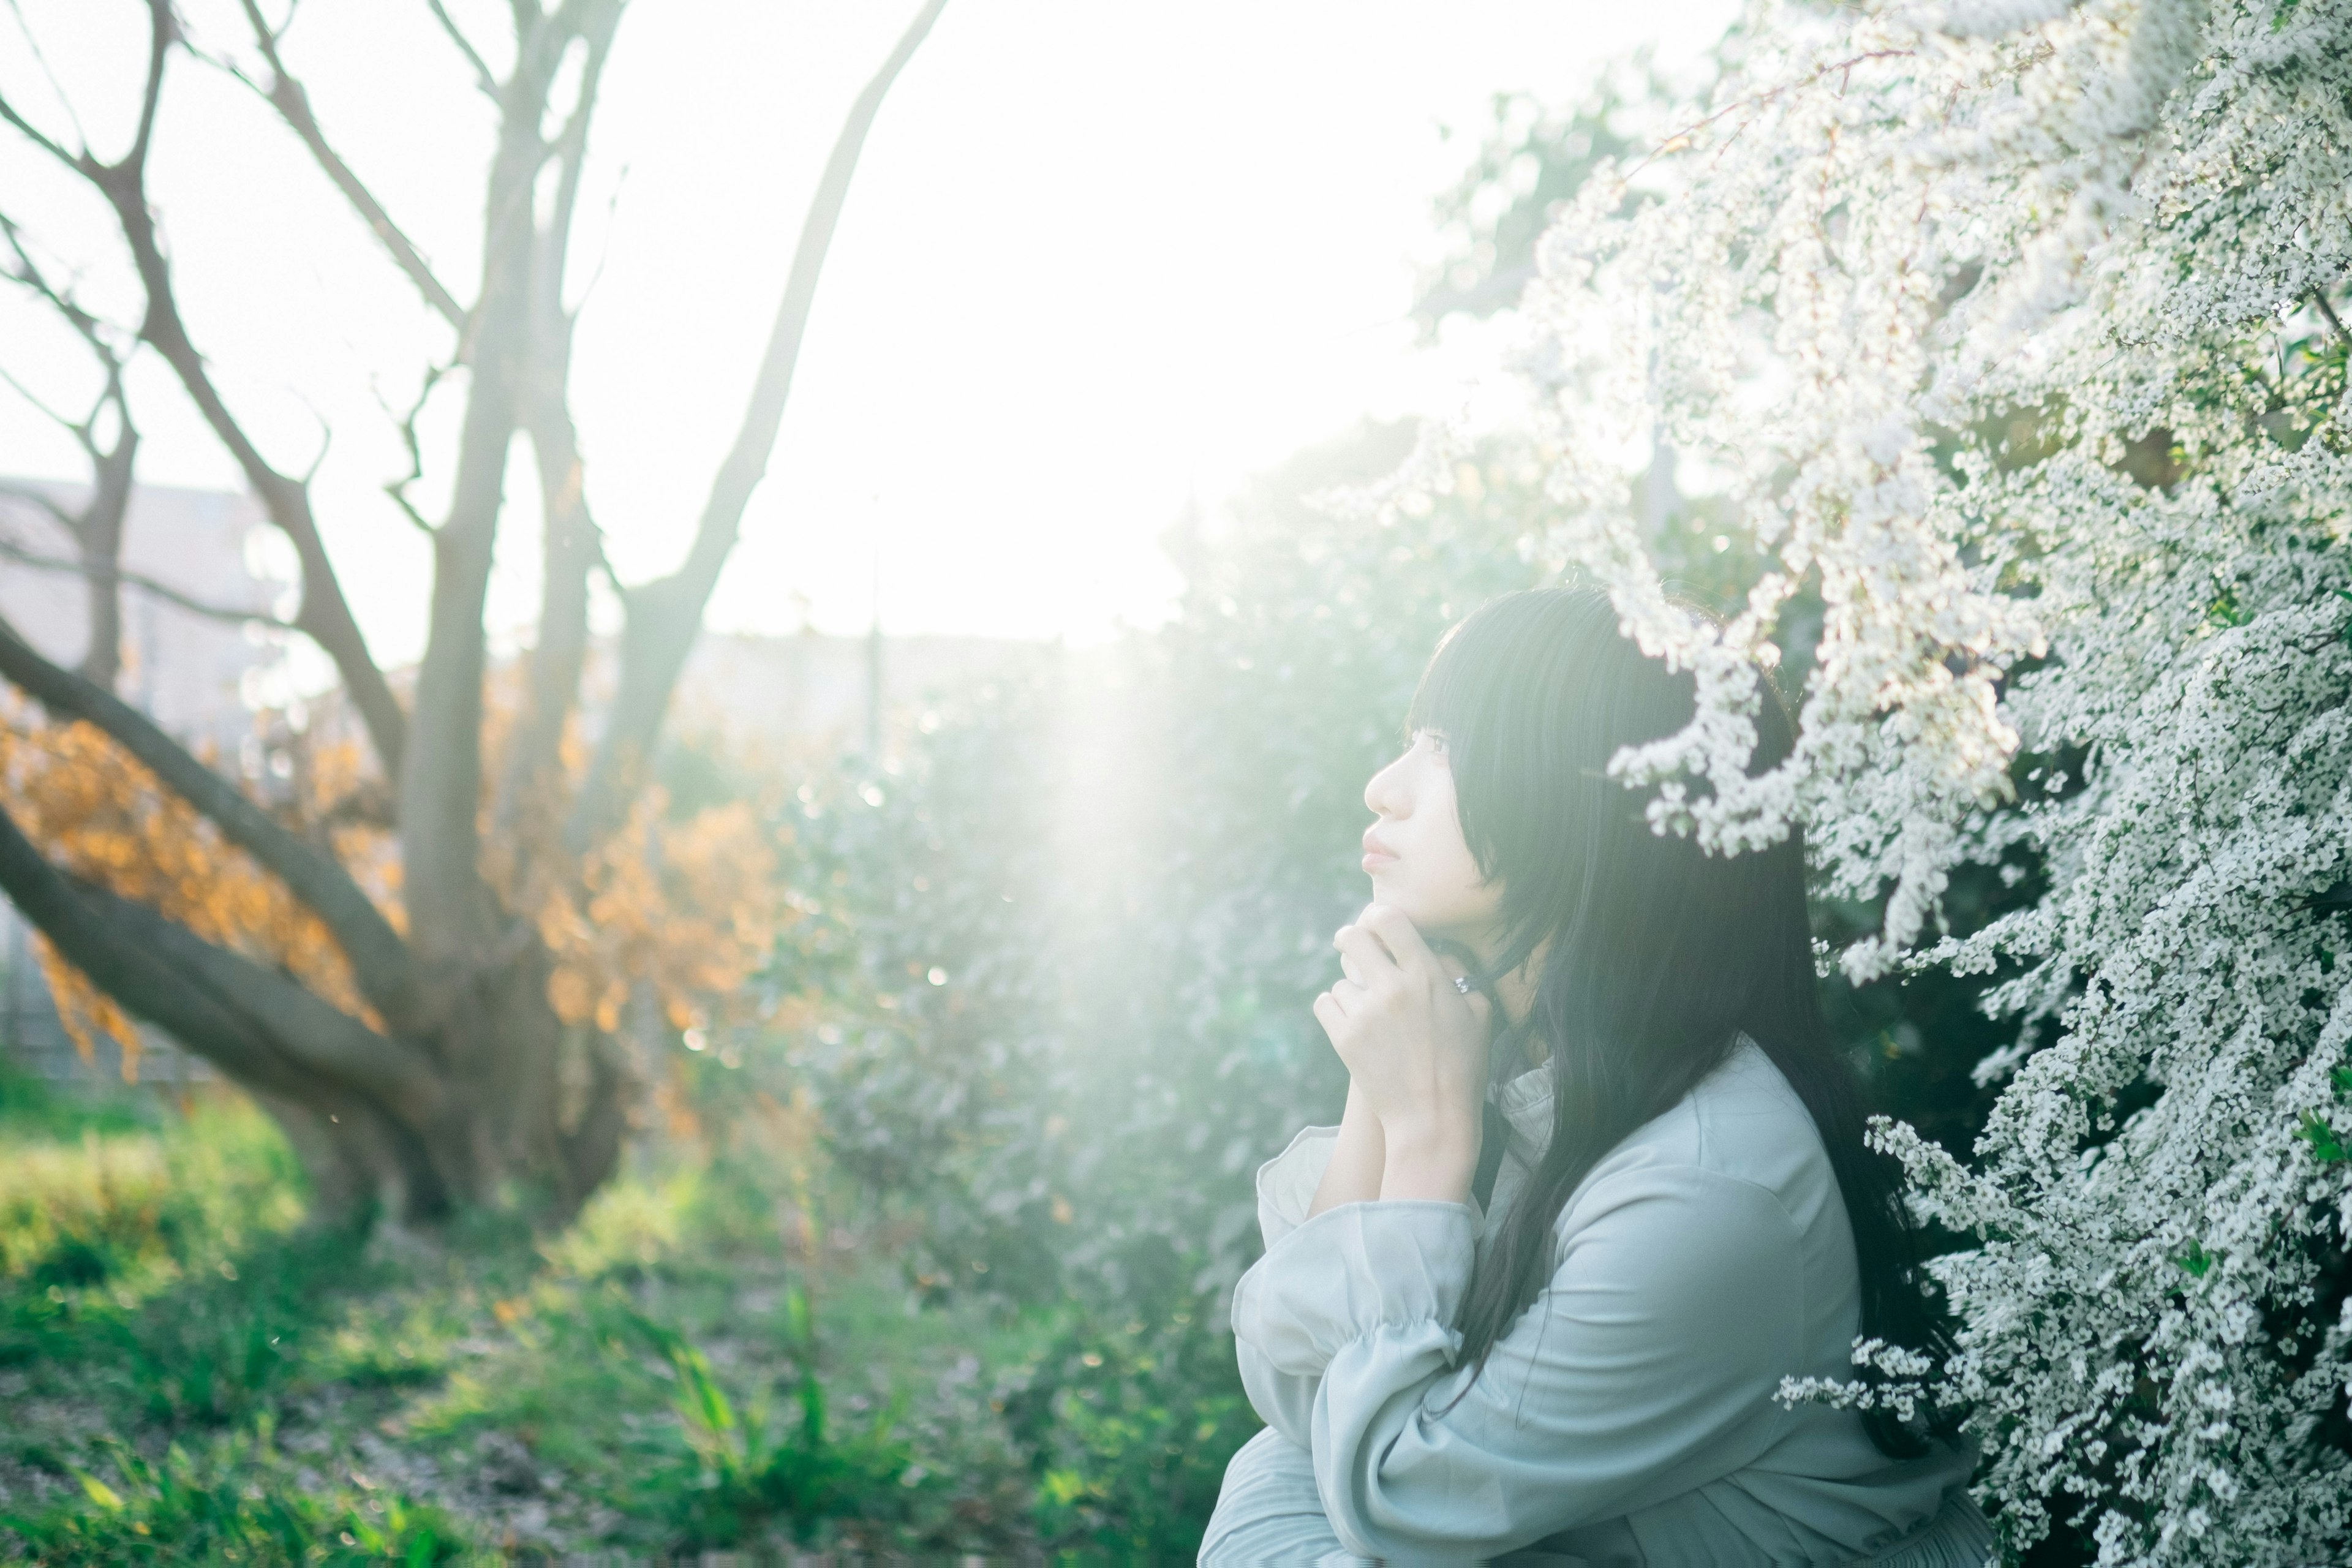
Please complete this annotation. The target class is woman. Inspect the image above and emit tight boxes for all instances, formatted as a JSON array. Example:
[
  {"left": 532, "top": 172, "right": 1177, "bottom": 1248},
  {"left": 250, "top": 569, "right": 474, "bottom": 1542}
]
[{"left": 1201, "top": 589, "right": 1988, "bottom": 1566}]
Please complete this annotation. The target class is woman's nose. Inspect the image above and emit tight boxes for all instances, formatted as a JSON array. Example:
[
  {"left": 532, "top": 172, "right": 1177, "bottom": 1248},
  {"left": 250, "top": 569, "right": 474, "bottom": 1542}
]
[{"left": 1364, "top": 755, "right": 1408, "bottom": 818}]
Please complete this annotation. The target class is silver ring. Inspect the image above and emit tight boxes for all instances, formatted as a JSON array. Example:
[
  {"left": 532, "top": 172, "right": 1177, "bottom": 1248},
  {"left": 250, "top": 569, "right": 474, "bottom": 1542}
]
[{"left": 1453, "top": 974, "right": 1474, "bottom": 996}]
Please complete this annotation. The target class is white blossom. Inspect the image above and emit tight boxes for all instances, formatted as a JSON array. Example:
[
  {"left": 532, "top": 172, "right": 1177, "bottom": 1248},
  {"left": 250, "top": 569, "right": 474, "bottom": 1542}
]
[{"left": 1423, "top": 0, "right": 2352, "bottom": 1556}]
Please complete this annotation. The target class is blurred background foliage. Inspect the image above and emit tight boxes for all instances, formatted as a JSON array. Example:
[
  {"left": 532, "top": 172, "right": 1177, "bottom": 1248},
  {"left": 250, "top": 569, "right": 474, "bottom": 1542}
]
[{"left": 0, "top": 66, "right": 2034, "bottom": 1561}]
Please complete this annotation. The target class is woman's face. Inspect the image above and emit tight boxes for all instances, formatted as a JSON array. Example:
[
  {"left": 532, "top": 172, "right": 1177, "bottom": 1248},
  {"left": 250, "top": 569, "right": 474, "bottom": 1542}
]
[{"left": 1360, "top": 729, "right": 1504, "bottom": 941}]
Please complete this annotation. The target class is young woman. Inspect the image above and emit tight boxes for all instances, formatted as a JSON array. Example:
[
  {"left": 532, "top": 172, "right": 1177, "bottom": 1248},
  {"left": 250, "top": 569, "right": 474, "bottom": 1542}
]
[{"left": 1200, "top": 589, "right": 1989, "bottom": 1566}]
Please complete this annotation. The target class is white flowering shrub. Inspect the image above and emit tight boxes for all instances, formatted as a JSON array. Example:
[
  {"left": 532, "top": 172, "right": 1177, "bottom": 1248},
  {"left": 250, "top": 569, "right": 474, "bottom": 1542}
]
[{"left": 1462, "top": 0, "right": 2352, "bottom": 1558}]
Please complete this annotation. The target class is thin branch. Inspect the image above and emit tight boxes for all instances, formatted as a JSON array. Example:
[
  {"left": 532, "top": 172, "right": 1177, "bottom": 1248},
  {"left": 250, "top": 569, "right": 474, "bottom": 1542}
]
[
  {"left": 486, "top": 0, "right": 619, "bottom": 855},
  {"left": 0, "top": 78, "right": 82, "bottom": 169},
  {"left": 0, "top": 212, "right": 123, "bottom": 367},
  {"left": 2314, "top": 287, "right": 2348, "bottom": 346},
  {"left": 77, "top": 2, "right": 409, "bottom": 775},
  {"left": 1, "top": 0, "right": 89, "bottom": 149},
  {"left": 230, "top": 0, "right": 469, "bottom": 330},
  {"left": 298, "top": 399, "right": 333, "bottom": 483},
  {"left": 122, "top": 0, "right": 172, "bottom": 174},
  {"left": 1625, "top": 49, "right": 1917, "bottom": 183},
  {"left": 569, "top": 0, "right": 949, "bottom": 851},
  {"left": 18, "top": 8, "right": 400, "bottom": 765},
  {"left": 0, "top": 533, "right": 294, "bottom": 630},
  {"left": 0, "top": 481, "right": 75, "bottom": 532},
  {"left": 424, "top": 0, "right": 502, "bottom": 96},
  {"left": 375, "top": 362, "right": 448, "bottom": 535},
  {"left": 0, "top": 612, "right": 425, "bottom": 1033},
  {"left": 535, "top": 1, "right": 617, "bottom": 316},
  {"left": 0, "top": 360, "right": 83, "bottom": 437}
]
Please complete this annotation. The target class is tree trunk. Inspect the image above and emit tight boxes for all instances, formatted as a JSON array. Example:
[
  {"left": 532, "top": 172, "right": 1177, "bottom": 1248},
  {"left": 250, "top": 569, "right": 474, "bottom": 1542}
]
[{"left": 0, "top": 0, "right": 949, "bottom": 1229}]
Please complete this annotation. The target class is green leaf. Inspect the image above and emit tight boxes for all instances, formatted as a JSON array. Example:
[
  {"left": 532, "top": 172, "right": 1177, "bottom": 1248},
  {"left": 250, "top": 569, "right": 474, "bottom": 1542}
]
[
  {"left": 2173, "top": 1241, "right": 2214, "bottom": 1278},
  {"left": 75, "top": 1472, "right": 124, "bottom": 1512},
  {"left": 2296, "top": 1111, "right": 2348, "bottom": 1163}
]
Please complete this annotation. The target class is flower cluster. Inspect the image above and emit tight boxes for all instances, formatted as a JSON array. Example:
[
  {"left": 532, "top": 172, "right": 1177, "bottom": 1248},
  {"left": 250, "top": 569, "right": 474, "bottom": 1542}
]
[
  {"left": 1779, "top": 1335, "right": 1943, "bottom": 1427},
  {"left": 1440, "top": 0, "right": 2352, "bottom": 1558}
]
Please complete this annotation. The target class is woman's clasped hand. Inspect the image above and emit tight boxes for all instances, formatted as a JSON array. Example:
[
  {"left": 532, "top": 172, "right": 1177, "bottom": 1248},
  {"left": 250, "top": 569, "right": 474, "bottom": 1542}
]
[{"left": 1311, "top": 902, "right": 1491, "bottom": 1202}]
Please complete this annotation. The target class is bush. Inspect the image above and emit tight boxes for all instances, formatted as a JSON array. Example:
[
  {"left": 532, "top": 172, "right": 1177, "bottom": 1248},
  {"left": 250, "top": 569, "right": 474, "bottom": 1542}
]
[
  {"left": 1011, "top": 1307, "right": 1260, "bottom": 1559},
  {"left": 751, "top": 414, "right": 2045, "bottom": 1550}
]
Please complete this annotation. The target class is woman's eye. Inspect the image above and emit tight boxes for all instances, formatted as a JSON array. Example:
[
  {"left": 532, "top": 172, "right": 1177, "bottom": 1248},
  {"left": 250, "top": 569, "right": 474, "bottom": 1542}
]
[{"left": 1421, "top": 731, "right": 1449, "bottom": 757}]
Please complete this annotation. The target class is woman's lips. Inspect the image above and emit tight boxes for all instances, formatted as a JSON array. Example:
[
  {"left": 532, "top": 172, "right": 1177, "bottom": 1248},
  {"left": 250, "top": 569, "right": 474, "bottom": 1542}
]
[{"left": 1361, "top": 832, "right": 1398, "bottom": 873}]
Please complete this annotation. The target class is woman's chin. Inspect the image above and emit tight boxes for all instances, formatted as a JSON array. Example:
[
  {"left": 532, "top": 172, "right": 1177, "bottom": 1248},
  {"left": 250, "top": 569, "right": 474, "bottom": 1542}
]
[{"left": 1363, "top": 880, "right": 1433, "bottom": 930}]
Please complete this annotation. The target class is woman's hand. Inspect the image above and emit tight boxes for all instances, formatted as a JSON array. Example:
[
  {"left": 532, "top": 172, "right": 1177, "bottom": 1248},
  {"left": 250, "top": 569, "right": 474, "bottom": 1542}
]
[{"left": 1311, "top": 903, "right": 1491, "bottom": 1204}]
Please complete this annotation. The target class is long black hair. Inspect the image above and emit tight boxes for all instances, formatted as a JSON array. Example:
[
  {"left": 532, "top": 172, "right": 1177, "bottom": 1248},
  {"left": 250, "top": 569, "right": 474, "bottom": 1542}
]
[{"left": 1411, "top": 586, "right": 1949, "bottom": 1459}]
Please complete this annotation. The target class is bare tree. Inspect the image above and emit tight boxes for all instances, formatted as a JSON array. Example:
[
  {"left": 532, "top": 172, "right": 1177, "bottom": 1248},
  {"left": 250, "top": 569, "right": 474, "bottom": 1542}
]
[
  {"left": 0, "top": 217, "right": 143, "bottom": 689},
  {"left": 0, "top": 0, "right": 948, "bottom": 1220}
]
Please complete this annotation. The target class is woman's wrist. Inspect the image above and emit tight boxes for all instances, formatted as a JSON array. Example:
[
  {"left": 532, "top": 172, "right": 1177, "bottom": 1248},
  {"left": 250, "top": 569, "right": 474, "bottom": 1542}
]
[
  {"left": 1308, "top": 1080, "right": 1389, "bottom": 1218},
  {"left": 1378, "top": 1120, "right": 1480, "bottom": 1204}
]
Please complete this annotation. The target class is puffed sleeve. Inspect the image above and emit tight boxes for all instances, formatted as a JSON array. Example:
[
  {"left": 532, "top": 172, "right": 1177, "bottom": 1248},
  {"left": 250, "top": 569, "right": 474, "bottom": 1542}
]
[
  {"left": 1231, "top": 1164, "right": 1808, "bottom": 1561},
  {"left": 1232, "top": 1125, "right": 1338, "bottom": 1444},
  {"left": 1256, "top": 1124, "right": 1340, "bottom": 1250}
]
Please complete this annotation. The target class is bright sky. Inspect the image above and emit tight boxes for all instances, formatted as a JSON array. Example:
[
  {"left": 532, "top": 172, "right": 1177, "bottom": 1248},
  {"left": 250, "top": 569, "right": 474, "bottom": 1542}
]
[{"left": 0, "top": 0, "right": 1735, "bottom": 661}]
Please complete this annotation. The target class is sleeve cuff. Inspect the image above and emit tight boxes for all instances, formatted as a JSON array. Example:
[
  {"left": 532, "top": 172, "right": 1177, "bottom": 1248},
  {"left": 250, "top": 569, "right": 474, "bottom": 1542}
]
[{"left": 1231, "top": 1199, "right": 1477, "bottom": 1376}]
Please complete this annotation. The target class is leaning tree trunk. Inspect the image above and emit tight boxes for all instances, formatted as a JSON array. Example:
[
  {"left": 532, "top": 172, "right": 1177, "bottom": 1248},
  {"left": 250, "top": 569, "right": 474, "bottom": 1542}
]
[{"left": 0, "top": 0, "right": 949, "bottom": 1226}]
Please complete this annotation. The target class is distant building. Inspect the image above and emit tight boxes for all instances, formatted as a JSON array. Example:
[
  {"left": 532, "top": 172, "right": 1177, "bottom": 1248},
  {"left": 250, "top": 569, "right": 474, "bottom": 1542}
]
[
  {"left": 1, "top": 481, "right": 285, "bottom": 1087},
  {"left": 1, "top": 481, "right": 1056, "bottom": 1085},
  {"left": 675, "top": 628, "right": 1054, "bottom": 760}
]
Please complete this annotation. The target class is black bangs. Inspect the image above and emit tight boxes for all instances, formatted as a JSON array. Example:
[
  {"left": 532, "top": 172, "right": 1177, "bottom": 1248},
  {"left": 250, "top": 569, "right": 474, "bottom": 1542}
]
[{"left": 1403, "top": 588, "right": 1679, "bottom": 974}]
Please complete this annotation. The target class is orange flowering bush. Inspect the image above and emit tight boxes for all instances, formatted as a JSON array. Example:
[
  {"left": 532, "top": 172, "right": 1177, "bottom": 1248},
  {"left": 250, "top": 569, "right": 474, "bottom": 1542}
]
[
  {"left": 0, "top": 701, "right": 374, "bottom": 1079},
  {"left": 4, "top": 691, "right": 785, "bottom": 1099}
]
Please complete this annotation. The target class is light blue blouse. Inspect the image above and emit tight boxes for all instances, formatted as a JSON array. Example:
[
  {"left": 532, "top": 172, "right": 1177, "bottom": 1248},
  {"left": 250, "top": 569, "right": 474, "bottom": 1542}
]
[{"left": 1205, "top": 1039, "right": 1986, "bottom": 1566}]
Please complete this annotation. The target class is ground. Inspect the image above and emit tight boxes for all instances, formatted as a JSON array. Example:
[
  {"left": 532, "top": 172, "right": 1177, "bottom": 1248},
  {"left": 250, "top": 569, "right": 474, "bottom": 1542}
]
[{"left": 0, "top": 1068, "right": 1228, "bottom": 1562}]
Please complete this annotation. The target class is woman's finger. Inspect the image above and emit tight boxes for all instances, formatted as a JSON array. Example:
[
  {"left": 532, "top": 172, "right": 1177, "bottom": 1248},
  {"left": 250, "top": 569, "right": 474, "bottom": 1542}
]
[
  {"left": 1357, "top": 903, "right": 1440, "bottom": 979},
  {"left": 1333, "top": 923, "right": 1400, "bottom": 986},
  {"left": 1311, "top": 990, "right": 1344, "bottom": 1038},
  {"left": 1328, "top": 977, "right": 1367, "bottom": 1015}
]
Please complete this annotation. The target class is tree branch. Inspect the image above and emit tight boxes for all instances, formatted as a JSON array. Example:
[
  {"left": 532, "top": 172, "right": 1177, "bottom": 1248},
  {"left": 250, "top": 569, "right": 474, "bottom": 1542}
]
[
  {"left": 0, "top": 212, "right": 126, "bottom": 382},
  {"left": 493, "top": 4, "right": 617, "bottom": 845},
  {"left": 0, "top": 481, "right": 74, "bottom": 532},
  {"left": 1, "top": 0, "right": 90, "bottom": 151},
  {"left": 231, "top": 0, "right": 469, "bottom": 331},
  {"left": 0, "top": 532, "right": 290, "bottom": 630},
  {"left": 0, "top": 614, "right": 424, "bottom": 1033},
  {"left": 83, "top": 0, "right": 408, "bottom": 777},
  {"left": 399, "top": 0, "right": 619, "bottom": 964},
  {"left": 569, "top": 0, "right": 948, "bottom": 850},
  {"left": 0, "top": 77, "right": 83, "bottom": 170},
  {"left": 121, "top": 0, "right": 172, "bottom": 174},
  {"left": 0, "top": 799, "right": 326, "bottom": 1104},
  {"left": 1, "top": 216, "right": 142, "bottom": 688},
  {"left": 424, "top": 0, "right": 501, "bottom": 96},
  {"left": 2314, "top": 286, "right": 2348, "bottom": 346},
  {"left": 78, "top": 880, "right": 445, "bottom": 1128},
  {"left": 394, "top": 49, "right": 557, "bottom": 964}
]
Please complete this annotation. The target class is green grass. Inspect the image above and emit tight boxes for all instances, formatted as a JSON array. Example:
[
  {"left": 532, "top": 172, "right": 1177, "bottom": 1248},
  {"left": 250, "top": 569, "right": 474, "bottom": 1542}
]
[{"left": 0, "top": 1065, "right": 1248, "bottom": 1560}]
